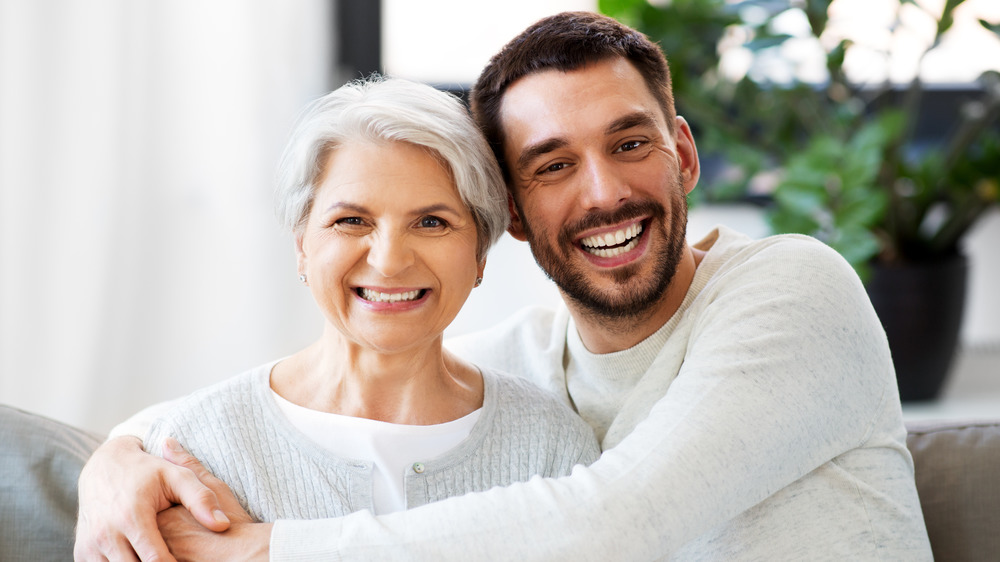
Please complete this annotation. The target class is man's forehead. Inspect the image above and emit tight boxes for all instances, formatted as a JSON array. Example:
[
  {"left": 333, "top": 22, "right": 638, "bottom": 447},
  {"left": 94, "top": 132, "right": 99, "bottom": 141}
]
[{"left": 498, "top": 62, "right": 669, "bottom": 151}]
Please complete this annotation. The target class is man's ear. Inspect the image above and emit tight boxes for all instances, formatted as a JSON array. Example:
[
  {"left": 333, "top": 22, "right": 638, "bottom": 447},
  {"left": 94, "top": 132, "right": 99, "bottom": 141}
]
[
  {"left": 674, "top": 116, "right": 701, "bottom": 195},
  {"left": 506, "top": 193, "right": 528, "bottom": 242}
]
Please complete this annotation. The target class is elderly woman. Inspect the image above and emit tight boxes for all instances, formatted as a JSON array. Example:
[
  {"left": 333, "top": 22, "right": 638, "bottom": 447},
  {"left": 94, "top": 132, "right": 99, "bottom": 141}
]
[{"left": 138, "top": 76, "right": 599, "bottom": 524}]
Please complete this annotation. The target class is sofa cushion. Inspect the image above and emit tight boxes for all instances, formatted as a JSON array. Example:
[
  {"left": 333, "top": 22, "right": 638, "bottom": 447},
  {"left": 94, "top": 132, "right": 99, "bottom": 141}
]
[
  {"left": 907, "top": 419, "right": 1000, "bottom": 562},
  {"left": 0, "top": 404, "right": 102, "bottom": 562}
]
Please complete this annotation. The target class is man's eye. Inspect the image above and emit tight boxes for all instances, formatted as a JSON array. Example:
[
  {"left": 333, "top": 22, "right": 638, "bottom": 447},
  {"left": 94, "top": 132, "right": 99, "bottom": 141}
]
[
  {"left": 541, "top": 162, "right": 567, "bottom": 174},
  {"left": 617, "top": 140, "right": 643, "bottom": 153}
]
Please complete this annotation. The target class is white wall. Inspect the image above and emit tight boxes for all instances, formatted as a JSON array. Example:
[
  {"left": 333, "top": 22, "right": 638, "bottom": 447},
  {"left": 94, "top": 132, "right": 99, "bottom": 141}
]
[{"left": 0, "top": 0, "right": 333, "bottom": 434}]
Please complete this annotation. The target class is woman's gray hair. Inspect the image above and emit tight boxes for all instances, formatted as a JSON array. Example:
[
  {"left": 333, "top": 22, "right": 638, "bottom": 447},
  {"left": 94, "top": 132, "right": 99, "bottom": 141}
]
[{"left": 276, "top": 75, "right": 509, "bottom": 261}]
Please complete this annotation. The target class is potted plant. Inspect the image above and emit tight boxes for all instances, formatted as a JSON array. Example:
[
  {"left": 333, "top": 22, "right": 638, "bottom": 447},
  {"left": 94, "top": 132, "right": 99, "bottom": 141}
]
[{"left": 601, "top": 0, "right": 1000, "bottom": 400}]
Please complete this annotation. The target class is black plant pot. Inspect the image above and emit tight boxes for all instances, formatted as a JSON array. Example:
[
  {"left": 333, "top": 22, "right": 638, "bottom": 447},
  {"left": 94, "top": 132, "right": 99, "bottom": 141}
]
[{"left": 866, "top": 254, "right": 968, "bottom": 402}]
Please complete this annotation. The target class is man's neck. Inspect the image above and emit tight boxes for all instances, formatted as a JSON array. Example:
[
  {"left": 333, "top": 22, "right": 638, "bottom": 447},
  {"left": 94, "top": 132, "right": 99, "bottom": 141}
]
[{"left": 569, "top": 244, "right": 705, "bottom": 354}]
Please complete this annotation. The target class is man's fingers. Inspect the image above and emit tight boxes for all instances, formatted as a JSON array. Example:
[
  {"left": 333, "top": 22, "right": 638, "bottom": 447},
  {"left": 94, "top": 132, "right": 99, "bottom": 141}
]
[
  {"left": 161, "top": 438, "right": 223, "bottom": 486},
  {"left": 125, "top": 533, "right": 173, "bottom": 562},
  {"left": 160, "top": 438, "right": 232, "bottom": 531},
  {"left": 75, "top": 516, "right": 148, "bottom": 562},
  {"left": 106, "top": 534, "right": 142, "bottom": 562}
]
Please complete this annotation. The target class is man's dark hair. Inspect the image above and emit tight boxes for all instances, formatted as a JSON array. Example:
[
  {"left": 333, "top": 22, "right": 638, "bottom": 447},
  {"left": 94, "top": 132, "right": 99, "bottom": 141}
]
[{"left": 470, "top": 11, "right": 676, "bottom": 182}]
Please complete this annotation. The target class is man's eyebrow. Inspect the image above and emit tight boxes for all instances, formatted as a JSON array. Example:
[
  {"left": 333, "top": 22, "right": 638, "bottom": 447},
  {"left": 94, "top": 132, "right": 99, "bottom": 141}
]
[
  {"left": 515, "top": 138, "right": 568, "bottom": 172},
  {"left": 514, "top": 112, "right": 662, "bottom": 172},
  {"left": 606, "top": 111, "right": 660, "bottom": 135}
]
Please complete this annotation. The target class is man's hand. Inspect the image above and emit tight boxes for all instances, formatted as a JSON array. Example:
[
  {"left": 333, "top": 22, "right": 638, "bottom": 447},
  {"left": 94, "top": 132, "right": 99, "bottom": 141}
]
[
  {"left": 157, "top": 439, "right": 270, "bottom": 562},
  {"left": 74, "top": 436, "right": 230, "bottom": 561}
]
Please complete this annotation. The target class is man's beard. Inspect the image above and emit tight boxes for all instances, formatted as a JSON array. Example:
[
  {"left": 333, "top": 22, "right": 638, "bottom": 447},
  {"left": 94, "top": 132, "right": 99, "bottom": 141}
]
[{"left": 518, "top": 177, "right": 688, "bottom": 322}]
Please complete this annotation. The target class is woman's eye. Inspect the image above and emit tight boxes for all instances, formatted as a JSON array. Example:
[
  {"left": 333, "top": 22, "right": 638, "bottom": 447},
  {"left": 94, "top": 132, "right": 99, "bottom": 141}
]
[
  {"left": 419, "top": 216, "right": 445, "bottom": 228},
  {"left": 336, "top": 217, "right": 364, "bottom": 226}
]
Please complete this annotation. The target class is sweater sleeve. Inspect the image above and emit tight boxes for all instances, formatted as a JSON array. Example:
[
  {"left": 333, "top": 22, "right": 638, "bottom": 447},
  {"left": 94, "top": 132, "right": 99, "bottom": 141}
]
[
  {"left": 106, "top": 399, "right": 181, "bottom": 440},
  {"left": 270, "top": 237, "right": 904, "bottom": 560}
]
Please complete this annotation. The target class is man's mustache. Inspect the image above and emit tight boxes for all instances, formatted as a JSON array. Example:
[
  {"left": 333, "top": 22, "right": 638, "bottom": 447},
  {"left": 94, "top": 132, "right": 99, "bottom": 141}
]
[{"left": 560, "top": 200, "right": 665, "bottom": 243}]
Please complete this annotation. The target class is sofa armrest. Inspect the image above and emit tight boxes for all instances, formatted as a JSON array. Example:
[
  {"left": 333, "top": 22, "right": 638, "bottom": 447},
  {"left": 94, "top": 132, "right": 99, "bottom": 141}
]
[
  {"left": 0, "top": 404, "right": 103, "bottom": 562},
  {"left": 906, "top": 419, "right": 1000, "bottom": 562}
]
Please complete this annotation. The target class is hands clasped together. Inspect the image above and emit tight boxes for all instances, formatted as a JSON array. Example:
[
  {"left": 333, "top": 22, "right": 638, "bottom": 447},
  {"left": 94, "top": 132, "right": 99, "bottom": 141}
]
[{"left": 74, "top": 436, "right": 269, "bottom": 562}]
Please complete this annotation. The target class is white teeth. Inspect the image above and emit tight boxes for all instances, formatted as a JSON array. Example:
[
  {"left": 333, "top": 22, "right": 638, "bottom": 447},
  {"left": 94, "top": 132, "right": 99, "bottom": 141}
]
[
  {"left": 359, "top": 288, "right": 422, "bottom": 303},
  {"left": 580, "top": 223, "right": 643, "bottom": 253},
  {"left": 588, "top": 236, "right": 641, "bottom": 258}
]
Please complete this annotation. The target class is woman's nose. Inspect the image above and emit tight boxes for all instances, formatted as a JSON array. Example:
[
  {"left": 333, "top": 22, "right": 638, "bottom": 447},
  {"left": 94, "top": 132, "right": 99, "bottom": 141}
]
[
  {"left": 579, "top": 157, "right": 631, "bottom": 210},
  {"left": 366, "top": 233, "right": 414, "bottom": 277}
]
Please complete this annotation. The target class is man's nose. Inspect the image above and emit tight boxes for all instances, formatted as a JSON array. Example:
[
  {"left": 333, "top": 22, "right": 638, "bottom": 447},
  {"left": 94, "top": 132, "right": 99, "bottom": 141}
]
[
  {"left": 367, "top": 233, "right": 414, "bottom": 277},
  {"left": 579, "top": 157, "right": 630, "bottom": 210}
]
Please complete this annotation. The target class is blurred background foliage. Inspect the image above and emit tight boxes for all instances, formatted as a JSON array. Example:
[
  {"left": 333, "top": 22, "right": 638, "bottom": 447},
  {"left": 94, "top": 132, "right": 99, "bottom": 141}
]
[{"left": 600, "top": 0, "right": 1000, "bottom": 279}]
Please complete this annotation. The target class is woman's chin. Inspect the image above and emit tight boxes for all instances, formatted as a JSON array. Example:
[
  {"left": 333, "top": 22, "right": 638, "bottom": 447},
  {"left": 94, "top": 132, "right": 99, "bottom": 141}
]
[{"left": 349, "top": 329, "right": 441, "bottom": 357}]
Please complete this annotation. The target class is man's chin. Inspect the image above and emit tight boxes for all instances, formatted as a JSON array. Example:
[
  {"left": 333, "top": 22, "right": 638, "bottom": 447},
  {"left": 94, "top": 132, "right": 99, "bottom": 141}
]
[{"left": 557, "top": 271, "right": 671, "bottom": 321}]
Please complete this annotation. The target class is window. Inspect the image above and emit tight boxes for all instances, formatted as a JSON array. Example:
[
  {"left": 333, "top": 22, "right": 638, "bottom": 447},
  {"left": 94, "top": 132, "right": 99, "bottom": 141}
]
[{"left": 381, "top": 0, "right": 597, "bottom": 86}]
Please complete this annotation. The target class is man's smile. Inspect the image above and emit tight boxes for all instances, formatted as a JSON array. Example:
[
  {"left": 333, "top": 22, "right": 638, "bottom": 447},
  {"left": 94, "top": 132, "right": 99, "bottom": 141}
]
[{"left": 578, "top": 220, "right": 645, "bottom": 258}]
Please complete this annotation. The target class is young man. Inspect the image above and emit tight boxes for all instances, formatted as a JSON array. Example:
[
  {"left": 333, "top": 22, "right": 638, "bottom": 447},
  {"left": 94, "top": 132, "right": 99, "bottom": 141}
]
[{"left": 76, "top": 12, "right": 932, "bottom": 561}]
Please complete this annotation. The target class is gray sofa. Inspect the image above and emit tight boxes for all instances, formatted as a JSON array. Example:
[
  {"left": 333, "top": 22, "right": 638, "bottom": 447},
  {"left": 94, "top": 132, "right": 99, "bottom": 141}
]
[
  {"left": 1, "top": 404, "right": 998, "bottom": 561},
  {"left": 905, "top": 419, "right": 1000, "bottom": 560}
]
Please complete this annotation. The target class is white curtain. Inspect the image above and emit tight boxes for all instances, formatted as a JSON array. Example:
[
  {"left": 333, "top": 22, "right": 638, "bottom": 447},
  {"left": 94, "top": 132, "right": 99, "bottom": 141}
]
[{"left": 0, "top": 0, "right": 332, "bottom": 434}]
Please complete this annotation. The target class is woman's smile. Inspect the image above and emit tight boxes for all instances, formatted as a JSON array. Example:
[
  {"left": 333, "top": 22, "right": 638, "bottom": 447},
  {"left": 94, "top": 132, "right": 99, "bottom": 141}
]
[
  {"left": 354, "top": 287, "right": 430, "bottom": 310},
  {"left": 296, "top": 140, "right": 482, "bottom": 353}
]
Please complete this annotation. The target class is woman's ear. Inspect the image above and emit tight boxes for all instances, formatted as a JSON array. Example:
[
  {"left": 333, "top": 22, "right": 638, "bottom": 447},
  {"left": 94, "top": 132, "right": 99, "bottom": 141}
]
[
  {"left": 294, "top": 232, "right": 307, "bottom": 275},
  {"left": 506, "top": 193, "right": 528, "bottom": 242}
]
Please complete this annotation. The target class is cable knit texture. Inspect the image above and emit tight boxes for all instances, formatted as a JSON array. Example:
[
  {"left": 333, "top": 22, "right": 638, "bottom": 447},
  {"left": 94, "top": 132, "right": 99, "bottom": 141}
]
[{"left": 144, "top": 365, "right": 599, "bottom": 521}]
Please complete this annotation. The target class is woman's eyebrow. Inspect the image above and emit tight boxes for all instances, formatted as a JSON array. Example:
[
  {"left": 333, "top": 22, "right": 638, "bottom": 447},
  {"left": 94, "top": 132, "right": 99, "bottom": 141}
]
[
  {"left": 412, "top": 203, "right": 461, "bottom": 216},
  {"left": 324, "top": 201, "right": 369, "bottom": 214}
]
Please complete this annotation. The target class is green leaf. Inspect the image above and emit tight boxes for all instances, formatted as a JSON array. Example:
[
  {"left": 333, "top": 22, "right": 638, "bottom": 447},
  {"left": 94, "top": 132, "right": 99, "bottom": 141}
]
[
  {"left": 801, "top": 0, "right": 833, "bottom": 37},
  {"left": 830, "top": 226, "right": 882, "bottom": 268},
  {"left": 937, "top": 0, "right": 969, "bottom": 37},
  {"left": 773, "top": 182, "right": 827, "bottom": 215},
  {"left": 598, "top": 0, "right": 643, "bottom": 18},
  {"left": 745, "top": 34, "right": 794, "bottom": 52},
  {"left": 840, "top": 147, "right": 882, "bottom": 190},
  {"left": 834, "top": 190, "right": 888, "bottom": 229},
  {"left": 826, "top": 39, "right": 850, "bottom": 80},
  {"left": 767, "top": 207, "right": 820, "bottom": 236},
  {"left": 980, "top": 19, "right": 1000, "bottom": 39}
]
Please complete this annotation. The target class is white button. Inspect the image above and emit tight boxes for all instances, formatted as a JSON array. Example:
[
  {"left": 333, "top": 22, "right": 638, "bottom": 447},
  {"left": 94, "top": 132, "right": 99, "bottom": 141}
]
[{"left": 412, "top": 462, "right": 425, "bottom": 474}]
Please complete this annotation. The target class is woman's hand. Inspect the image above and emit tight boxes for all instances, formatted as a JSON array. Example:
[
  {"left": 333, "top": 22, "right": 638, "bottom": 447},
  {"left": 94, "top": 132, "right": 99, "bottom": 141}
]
[
  {"left": 158, "top": 506, "right": 270, "bottom": 562},
  {"left": 74, "top": 436, "right": 230, "bottom": 561}
]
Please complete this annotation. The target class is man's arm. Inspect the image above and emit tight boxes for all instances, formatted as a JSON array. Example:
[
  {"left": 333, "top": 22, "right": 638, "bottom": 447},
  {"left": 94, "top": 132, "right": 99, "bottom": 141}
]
[
  {"left": 258, "top": 239, "right": 903, "bottom": 559},
  {"left": 74, "top": 436, "right": 231, "bottom": 561},
  {"left": 78, "top": 241, "right": 906, "bottom": 560}
]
